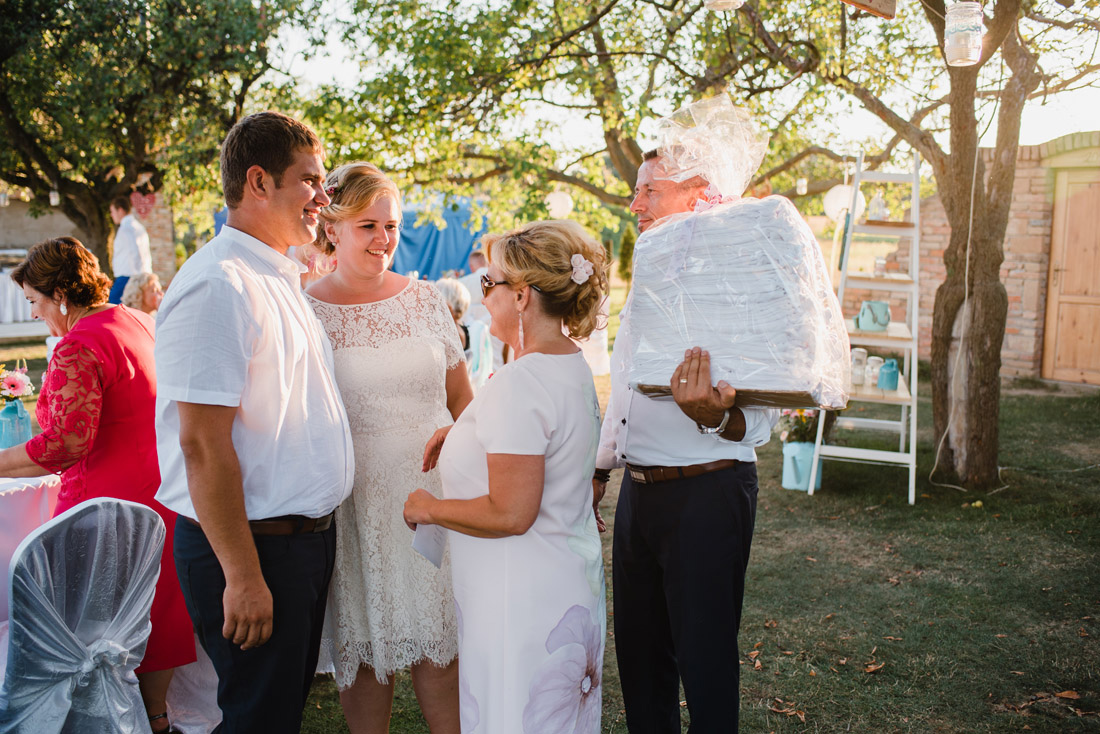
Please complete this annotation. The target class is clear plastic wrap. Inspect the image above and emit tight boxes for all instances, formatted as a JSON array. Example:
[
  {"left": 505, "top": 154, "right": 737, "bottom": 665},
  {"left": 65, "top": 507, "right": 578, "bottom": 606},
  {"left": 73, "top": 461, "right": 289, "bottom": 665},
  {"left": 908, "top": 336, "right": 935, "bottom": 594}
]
[
  {"left": 625, "top": 196, "right": 851, "bottom": 410},
  {"left": 655, "top": 94, "right": 769, "bottom": 198},
  {"left": 0, "top": 498, "right": 164, "bottom": 733}
]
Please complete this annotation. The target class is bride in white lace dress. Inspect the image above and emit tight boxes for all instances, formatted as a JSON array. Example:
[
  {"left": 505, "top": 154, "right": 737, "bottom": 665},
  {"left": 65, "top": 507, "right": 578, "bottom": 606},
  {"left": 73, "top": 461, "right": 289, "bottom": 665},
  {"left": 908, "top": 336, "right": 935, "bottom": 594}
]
[{"left": 306, "top": 162, "right": 472, "bottom": 734}]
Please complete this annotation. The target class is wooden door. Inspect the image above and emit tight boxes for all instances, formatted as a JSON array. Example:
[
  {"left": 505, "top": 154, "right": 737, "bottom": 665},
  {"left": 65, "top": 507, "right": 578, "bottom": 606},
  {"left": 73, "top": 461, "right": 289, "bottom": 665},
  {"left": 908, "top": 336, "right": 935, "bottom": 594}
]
[{"left": 1042, "top": 168, "right": 1100, "bottom": 384}]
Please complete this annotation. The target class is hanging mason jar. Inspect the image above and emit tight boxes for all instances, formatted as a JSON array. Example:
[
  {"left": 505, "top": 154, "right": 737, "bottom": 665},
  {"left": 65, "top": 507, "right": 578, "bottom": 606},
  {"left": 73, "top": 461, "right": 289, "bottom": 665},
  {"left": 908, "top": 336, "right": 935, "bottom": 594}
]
[
  {"left": 704, "top": 0, "right": 746, "bottom": 10},
  {"left": 944, "top": 2, "right": 984, "bottom": 67}
]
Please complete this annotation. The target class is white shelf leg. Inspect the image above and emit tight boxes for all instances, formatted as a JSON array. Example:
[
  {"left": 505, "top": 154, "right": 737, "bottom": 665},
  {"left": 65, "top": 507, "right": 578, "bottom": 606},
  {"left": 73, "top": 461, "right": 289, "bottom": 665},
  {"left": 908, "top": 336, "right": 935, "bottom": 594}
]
[{"left": 808, "top": 414, "right": 826, "bottom": 496}]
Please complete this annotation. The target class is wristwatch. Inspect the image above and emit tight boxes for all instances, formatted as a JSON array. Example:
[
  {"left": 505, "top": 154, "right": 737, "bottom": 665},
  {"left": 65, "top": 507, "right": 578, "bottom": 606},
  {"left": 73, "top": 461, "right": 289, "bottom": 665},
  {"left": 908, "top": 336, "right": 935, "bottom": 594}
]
[{"left": 696, "top": 409, "right": 730, "bottom": 435}]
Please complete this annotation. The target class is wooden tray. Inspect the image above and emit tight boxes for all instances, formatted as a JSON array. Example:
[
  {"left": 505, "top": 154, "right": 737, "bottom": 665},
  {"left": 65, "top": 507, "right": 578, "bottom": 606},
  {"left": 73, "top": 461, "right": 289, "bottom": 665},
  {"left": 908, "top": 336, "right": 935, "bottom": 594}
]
[{"left": 633, "top": 384, "right": 846, "bottom": 410}]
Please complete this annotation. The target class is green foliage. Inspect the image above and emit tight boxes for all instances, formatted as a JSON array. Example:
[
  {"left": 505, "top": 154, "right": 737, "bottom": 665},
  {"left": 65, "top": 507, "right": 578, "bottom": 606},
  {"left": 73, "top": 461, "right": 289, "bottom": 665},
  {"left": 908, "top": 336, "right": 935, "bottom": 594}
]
[
  {"left": 0, "top": 0, "right": 306, "bottom": 258},
  {"left": 617, "top": 221, "right": 636, "bottom": 283}
]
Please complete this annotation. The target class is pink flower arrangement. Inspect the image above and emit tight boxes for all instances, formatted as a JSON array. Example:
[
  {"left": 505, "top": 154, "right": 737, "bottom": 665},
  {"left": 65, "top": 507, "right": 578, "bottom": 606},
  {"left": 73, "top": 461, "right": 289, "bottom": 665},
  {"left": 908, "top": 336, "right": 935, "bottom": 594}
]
[
  {"left": 777, "top": 408, "right": 818, "bottom": 444},
  {"left": 0, "top": 363, "right": 34, "bottom": 401}
]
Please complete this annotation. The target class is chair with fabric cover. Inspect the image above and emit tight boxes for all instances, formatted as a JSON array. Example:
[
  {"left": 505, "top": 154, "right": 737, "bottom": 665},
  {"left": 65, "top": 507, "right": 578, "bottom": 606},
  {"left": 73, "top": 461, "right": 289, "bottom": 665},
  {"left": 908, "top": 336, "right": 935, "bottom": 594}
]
[{"left": 0, "top": 498, "right": 165, "bottom": 733}]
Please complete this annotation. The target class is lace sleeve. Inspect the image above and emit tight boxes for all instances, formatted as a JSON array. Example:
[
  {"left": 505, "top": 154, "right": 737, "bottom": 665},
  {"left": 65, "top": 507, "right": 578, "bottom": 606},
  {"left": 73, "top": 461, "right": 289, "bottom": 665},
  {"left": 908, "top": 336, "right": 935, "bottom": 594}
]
[
  {"left": 26, "top": 340, "right": 103, "bottom": 474},
  {"left": 423, "top": 284, "right": 466, "bottom": 370}
]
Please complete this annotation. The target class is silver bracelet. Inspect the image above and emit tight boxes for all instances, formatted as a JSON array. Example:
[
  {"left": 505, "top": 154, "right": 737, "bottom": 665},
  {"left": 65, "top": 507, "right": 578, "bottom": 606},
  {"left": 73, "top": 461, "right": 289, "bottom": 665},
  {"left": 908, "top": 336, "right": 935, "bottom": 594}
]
[{"left": 695, "top": 409, "right": 730, "bottom": 435}]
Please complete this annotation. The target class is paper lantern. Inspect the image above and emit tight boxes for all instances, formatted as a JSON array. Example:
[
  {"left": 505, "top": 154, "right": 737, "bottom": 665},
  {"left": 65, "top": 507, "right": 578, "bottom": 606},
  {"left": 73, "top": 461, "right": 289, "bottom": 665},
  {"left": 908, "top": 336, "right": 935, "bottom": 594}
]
[
  {"left": 545, "top": 191, "right": 574, "bottom": 219},
  {"left": 49, "top": 189, "right": 60, "bottom": 207},
  {"left": 703, "top": 0, "right": 746, "bottom": 10},
  {"left": 796, "top": 178, "right": 808, "bottom": 196},
  {"left": 822, "top": 185, "right": 866, "bottom": 222},
  {"left": 945, "top": 2, "right": 983, "bottom": 67},
  {"left": 0, "top": 193, "right": 9, "bottom": 208}
]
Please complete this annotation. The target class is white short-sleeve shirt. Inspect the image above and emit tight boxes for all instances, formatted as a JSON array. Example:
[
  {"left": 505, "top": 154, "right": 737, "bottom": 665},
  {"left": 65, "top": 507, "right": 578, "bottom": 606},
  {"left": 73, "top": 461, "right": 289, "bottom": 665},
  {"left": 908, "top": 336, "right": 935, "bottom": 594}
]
[{"left": 154, "top": 226, "right": 355, "bottom": 520}]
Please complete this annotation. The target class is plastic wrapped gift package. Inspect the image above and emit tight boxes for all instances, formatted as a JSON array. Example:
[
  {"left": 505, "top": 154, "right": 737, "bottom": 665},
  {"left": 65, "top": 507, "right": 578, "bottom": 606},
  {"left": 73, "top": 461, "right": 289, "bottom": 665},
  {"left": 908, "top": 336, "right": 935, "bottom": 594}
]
[{"left": 626, "top": 196, "right": 850, "bottom": 410}]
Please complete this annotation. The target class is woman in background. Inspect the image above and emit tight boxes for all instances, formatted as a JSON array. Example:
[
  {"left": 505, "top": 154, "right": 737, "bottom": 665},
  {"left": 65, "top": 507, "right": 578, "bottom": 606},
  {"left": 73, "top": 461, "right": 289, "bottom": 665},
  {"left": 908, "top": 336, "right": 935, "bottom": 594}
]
[
  {"left": 434, "top": 277, "right": 492, "bottom": 392},
  {"left": 0, "top": 237, "right": 194, "bottom": 734},
  {"left": 120, "top": 271, "right": 163, "bottom": 316}
]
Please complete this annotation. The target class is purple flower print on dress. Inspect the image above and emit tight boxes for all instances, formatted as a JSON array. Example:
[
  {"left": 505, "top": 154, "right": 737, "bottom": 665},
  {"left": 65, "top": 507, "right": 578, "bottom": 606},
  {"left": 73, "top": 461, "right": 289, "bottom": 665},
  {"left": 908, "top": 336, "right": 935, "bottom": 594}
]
[
  {"left": 454, "top": 600, "right": 480, "bottom": 732},
  {"left": 521, "top": 604, "right": 602, "bottom": 733}
]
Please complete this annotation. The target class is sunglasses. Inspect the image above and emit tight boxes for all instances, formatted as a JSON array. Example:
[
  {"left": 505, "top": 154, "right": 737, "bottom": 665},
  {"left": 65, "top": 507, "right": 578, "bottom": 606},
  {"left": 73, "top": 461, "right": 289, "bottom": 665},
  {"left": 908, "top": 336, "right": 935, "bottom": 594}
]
[{"left": 481, "top": 274, "right": 541, "bottom": 298}]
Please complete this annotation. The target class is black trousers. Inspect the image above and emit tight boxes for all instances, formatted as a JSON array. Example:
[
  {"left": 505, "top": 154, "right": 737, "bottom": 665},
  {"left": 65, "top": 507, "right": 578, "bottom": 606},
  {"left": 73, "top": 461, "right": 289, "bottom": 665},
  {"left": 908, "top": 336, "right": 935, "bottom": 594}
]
[
  {"left": 174, "top": 516, "right": 336, "bottom": 734},
  {"left": 613, "top": 462, "right": 759, "bottom": 733}
]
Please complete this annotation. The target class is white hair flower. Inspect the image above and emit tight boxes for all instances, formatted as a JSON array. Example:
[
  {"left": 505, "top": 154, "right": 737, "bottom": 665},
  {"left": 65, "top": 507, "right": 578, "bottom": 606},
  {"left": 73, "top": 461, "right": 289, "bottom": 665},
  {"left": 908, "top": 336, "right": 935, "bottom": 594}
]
[{"left": 570, "top": 254, "right": 594, "bottom": 285}]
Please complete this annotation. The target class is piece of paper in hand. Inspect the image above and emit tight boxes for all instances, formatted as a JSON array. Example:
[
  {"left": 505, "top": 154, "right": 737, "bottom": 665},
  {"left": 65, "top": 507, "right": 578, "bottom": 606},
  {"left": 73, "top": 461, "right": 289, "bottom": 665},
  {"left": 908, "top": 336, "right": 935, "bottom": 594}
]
[{"left": 412, "top": 523, "right": 447, "bottom": 568}]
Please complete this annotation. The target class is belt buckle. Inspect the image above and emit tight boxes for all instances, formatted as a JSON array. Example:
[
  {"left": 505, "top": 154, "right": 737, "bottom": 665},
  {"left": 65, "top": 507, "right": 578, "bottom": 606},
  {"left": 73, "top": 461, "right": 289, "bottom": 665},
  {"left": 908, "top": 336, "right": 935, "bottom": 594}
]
[{"left": 629, "top": 468, "right": 647, "bottom": 484}]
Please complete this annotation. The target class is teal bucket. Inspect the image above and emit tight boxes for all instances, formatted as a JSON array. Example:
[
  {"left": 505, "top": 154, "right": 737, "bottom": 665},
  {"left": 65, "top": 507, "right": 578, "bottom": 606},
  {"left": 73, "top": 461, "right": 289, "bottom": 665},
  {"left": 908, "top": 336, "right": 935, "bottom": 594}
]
[{"left": 781, "top": 442, "right": 822, "bottom": 492}]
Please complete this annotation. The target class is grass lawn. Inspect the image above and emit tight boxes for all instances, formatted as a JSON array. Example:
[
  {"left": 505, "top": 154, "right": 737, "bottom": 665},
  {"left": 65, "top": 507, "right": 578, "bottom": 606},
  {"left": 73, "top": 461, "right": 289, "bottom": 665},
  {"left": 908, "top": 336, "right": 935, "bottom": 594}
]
[
  {"left": 299, "top": 370, "right": 1100, "bottom": 733},
  {"left": 5, "top": 331, "right": 1096, "bottom": 733}
]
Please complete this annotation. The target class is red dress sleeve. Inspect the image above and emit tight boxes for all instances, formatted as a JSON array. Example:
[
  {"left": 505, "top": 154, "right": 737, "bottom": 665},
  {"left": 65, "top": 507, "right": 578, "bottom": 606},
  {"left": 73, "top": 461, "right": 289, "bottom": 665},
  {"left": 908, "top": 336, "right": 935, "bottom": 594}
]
[{"left": 26, "top": 340, "right": 104, "bottom": 474}]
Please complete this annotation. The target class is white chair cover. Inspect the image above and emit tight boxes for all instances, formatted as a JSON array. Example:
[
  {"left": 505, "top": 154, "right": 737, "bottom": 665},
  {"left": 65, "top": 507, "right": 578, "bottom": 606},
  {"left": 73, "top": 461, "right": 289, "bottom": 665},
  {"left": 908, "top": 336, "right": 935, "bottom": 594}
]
[{"left": 0, "top": 498, "right": 165, "bottom": 734}]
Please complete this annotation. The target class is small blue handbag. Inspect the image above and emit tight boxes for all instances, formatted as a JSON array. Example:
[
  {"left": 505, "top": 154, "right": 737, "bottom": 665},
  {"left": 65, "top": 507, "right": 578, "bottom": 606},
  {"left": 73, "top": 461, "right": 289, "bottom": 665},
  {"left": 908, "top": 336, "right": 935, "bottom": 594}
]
[
  {"left": 856, "top": 300, "right": 891, "bottom": 332},
  {"left": 0, "top": 399, "right": 32, "bottom": 449}
]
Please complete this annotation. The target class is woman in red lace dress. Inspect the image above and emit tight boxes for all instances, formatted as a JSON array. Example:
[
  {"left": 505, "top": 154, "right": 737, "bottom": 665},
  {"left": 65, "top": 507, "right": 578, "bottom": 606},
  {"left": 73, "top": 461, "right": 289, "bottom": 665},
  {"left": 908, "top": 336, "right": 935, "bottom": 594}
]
[{"left": 0, "top": 237, "right": 194, "bottom": 734}]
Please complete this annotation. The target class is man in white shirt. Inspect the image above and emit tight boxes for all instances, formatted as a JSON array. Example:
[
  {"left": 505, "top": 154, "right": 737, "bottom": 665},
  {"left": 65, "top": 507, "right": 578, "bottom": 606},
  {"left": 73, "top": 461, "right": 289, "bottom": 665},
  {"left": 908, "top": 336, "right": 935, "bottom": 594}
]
[
  {"left": 108, "top": 195, "right": 152, "bottom": 304},
  {"left": 594, "top": 150, "right": 779, "bottom": 732},
  {"left": 155, "top": 111, "right": 354, "bottom": 733}
]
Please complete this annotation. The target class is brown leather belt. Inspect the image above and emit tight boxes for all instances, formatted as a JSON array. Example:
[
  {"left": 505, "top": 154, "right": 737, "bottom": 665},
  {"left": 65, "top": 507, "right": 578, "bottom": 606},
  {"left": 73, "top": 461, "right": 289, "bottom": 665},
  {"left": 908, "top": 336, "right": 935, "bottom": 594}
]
[
  {"left": 626, "top": 459, "right": 740, "bottom": 485},
  {"left": 184, "top": 512, "right": 334, "bottom": 536}
]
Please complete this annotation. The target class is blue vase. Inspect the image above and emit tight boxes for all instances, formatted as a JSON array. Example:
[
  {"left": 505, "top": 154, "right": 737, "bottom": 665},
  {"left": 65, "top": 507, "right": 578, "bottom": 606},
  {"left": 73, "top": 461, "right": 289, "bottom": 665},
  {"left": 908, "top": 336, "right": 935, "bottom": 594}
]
[
  {"left": 781, "top": 441, "right": 823, "bottom": 491},
  {"left": 0, "top": 399, "right": 32, "bottom": 449}
]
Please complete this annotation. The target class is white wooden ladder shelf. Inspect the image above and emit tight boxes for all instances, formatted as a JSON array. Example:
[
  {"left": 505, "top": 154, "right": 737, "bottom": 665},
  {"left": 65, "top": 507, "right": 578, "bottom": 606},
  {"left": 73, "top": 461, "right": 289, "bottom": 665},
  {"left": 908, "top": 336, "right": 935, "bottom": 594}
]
[{"left": 809, "top": 150, "right": 921, "bottom": 505}]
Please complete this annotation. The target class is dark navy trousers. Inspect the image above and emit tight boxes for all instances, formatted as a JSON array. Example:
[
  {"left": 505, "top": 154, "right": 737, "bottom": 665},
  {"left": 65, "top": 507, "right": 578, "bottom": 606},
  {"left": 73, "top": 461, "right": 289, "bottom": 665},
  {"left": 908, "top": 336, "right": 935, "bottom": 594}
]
[
  {"left": 174, "top": 516, "right": 336, "bottom": 734},
  {"left": 613, "top": 462, "right": 759, "bottom": 733}
]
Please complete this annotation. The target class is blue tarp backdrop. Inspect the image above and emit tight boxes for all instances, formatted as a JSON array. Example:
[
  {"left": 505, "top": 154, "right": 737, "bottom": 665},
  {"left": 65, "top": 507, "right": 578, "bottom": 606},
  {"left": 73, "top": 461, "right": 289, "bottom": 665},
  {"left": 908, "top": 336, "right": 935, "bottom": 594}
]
[
  {"left": 393, "top": 202, "right": 487, "bottom": 280},
  {"left": 213, "top": 201, "right": 486, "bottom": 281}
]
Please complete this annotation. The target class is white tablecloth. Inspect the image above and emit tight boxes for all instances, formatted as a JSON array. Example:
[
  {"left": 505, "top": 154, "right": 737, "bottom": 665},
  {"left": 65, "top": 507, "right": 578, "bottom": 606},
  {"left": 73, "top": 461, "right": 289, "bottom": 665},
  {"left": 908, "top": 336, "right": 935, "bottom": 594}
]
[
  {"left": 0, "top": 269, "right": 33, "bottom": 324},
  {"left": 0, "top": 474, "right": 61, "bottom": 622}
]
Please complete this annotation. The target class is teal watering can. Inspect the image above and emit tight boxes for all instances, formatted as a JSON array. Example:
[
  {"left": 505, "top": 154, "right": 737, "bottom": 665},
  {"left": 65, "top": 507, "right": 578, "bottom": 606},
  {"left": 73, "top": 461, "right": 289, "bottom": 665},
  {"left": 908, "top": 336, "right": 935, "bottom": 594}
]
[{"left": 856, "top": 300, "right": 890, "bottom": 332}]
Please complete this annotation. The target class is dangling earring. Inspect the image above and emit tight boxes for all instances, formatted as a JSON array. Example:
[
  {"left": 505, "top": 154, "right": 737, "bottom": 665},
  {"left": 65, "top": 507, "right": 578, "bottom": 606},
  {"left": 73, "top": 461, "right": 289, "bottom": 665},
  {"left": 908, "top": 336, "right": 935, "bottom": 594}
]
[
  {"left": 517, "top": 310, "right": 525, "bottom": 352},
  {"left": 59, "top": 302, "right": 68, "bottom": 316}
]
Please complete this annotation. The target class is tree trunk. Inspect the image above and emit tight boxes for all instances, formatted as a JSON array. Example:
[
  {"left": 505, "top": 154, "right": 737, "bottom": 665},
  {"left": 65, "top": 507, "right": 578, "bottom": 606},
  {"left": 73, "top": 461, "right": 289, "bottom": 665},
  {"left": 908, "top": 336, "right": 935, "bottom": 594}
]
[{"left": 931, "top": 193, "right": 1012, "bottom": 489}]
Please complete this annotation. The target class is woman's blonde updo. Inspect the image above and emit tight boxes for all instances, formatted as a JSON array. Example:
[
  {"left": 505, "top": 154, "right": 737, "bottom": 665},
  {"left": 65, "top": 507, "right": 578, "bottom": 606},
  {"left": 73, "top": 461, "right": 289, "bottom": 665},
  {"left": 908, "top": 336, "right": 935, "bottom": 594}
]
[
  {"left": 483, "top": 220, "right": 609, "bottom": 340},
  {"left": 314, "top": 162, "right": 402, "bottom": 257}
]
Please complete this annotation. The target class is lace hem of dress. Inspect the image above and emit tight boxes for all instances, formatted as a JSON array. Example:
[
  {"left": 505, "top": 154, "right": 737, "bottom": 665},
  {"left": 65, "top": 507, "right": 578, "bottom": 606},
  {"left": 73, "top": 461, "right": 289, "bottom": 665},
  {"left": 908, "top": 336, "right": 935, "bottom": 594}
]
[{"left": 333, "top": 638, "right": 459, "bottom": 688}]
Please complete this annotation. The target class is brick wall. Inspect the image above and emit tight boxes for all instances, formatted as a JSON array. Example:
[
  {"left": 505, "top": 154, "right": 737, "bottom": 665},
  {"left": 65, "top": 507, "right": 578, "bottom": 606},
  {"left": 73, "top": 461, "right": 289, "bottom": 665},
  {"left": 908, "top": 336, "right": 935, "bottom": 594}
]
[
  {"left": 133, "top": 194, "right": 177, "bottom": 284},
  {"left": 0, "top": 194, "right": 176, "bottom": 285},
  {"left": 838, "top": 132, "right": 1098, "bottom": 379},
  {"left": 0, "top": 200, "right": 82, "bottom": 247}
]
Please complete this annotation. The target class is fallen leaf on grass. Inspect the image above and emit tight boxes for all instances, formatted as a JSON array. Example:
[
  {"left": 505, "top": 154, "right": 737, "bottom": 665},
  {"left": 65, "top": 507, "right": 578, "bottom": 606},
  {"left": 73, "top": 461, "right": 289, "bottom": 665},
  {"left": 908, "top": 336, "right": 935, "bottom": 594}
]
[
  {"left": 864, "top": 663, "right": 885, "bottom": 674},
  {"left": 809, "top": 670, "right": 816, "bottom": 677},
  {"left": 995, "top": 634, "right": 1008, "bottom": 638},
  {"left": 1056, "top": 691, "right": 1081, "bottom": 700},
  {"left": 764, "top": 619, "right": 778, "bottom": 628},
  {"left": 1011, "top": 671, "right": 1025, "bottom": 675},
  {"left": 839, "top": 658, "right": 848, "bottom": 665},
  {"left": 748, "top": 650, "right": 761, "bottom": 660},
  {"left": 1072, "top": 708, "right": 1100, "bottom": 717},
  {"left": 806, "top": 556, "right": 817, "bottom": 562},
  {"left": 754, "top": 641, "right": 764, "bottom": 649},
  {"left": 754, "top": 659, "right": 763, "bottom": 670},
  {"left": 1080, "top": 628, "right": 1090, "bottom": 638},
  {"left": 768, "top": 706, "right": 806, "bottom": 723},
  {"left": 883, "top": 636, "right": 903, "bottom": 641},
  {"left": 888, "top": 577, "right": 901, "bottom": 585}
]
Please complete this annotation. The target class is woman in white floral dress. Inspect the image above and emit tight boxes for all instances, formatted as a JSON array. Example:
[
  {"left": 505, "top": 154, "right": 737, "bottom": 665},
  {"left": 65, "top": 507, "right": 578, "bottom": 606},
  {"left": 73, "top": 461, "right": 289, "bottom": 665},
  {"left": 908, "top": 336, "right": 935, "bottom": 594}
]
[
  {"left": 404, "top": 220, "right": 609, "bottom": 733},
  {"left": 307, "top": 162, "right": 472, "bottom": 734}
]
